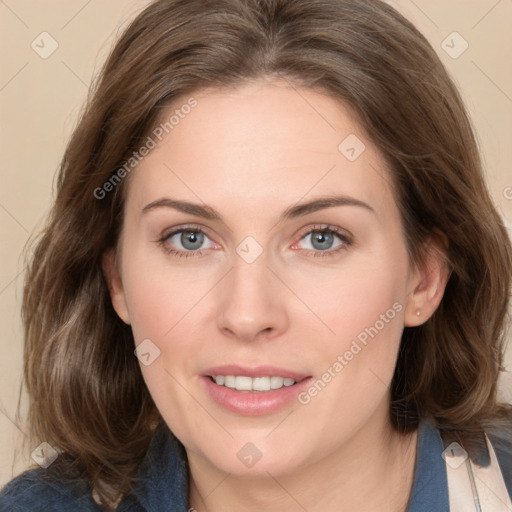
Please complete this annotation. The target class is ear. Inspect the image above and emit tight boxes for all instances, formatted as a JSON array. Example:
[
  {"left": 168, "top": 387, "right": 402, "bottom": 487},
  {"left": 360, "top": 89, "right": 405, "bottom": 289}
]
[
  {"left": 404, "top": 230, "right": 450, "bottom": 327},
  {"left": 102, "top": 248, "right": 131, "bottom": 325}
]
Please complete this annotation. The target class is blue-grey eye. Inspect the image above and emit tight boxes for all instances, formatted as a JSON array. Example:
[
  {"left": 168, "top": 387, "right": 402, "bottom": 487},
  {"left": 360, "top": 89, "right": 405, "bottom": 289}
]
[
  {"left": 170, "top": 230, "right": 206, "bottom": 251},
  {"left": 300, "top": 230, "right": 345, "bottom": 252},
  {"left": 311, "top": 231, "right": 334, "bottom": 250}
]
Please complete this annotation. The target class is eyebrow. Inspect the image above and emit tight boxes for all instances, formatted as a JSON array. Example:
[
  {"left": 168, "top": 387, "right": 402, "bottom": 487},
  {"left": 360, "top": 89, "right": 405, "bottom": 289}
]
[{"left": 141, "top": 195, "right": 375, "bottom": 222}]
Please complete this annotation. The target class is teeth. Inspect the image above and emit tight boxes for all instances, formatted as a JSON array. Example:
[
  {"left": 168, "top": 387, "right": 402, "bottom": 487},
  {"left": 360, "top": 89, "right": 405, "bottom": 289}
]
[
  {"left": 235, "top": 376, "right": 252, "bottom": 391},
  {"left": 270, "top": 376, "right": 283, "bottom": 389},
  {"left": 253, "top": 377, "right": 270, "bottom": 391},
  {"left": 213, "top": 375, "right": 297, "bottom": 392},
  {"left": 224, "top": 375, "right": 236, "bottom": 388}
]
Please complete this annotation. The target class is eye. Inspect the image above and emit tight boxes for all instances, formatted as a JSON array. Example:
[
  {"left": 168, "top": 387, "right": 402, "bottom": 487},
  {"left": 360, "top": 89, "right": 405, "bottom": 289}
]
[
  {"left": 303, "top": 231, "right": 338, "bottom": 251},
  {"left": 159, "top": 226, "right": 218, "bottom": 257},
  {"left": 170, "top": 230, "right": 208, "bottom": 251},
  {"left": 292, "top": 226, "right": 352, "bottom": 256}
]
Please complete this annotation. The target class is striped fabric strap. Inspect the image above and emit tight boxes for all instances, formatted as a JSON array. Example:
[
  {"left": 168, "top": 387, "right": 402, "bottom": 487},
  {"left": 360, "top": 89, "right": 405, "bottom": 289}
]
[{"left": 445, "top": 434, "right": 512, "bottom": 512}]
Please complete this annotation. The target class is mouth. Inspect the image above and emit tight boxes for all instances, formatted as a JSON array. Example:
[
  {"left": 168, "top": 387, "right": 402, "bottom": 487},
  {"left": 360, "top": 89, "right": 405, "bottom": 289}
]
[
  {"left": 201, "top": 365, "right": 312, "bottom": 415},
  {"left": 210, "top": 375, "right": 302, "bottom": 393},
  {"left": 208, "top": 375, "right": 304, "bottom": 392}
]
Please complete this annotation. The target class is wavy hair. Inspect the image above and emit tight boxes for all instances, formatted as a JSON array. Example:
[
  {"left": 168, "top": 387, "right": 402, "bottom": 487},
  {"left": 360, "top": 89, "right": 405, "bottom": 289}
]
[{"left": 20, "top": 0, "right": 512, "bottom": 506}]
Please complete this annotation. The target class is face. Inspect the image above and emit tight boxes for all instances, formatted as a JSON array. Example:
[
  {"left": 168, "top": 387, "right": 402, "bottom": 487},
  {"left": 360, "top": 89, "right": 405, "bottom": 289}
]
[{"left": 105, "top": 80, "right": 443, "bottom": 478}]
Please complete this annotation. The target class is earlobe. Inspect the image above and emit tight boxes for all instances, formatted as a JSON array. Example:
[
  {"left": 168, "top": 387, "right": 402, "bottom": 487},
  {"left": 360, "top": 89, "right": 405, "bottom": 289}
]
[
  {"left": 404, "top": 231, "right": 450, "bottom": 327},
  {"left": 101, "top": 249, "right": 131, "bottom": 325}
]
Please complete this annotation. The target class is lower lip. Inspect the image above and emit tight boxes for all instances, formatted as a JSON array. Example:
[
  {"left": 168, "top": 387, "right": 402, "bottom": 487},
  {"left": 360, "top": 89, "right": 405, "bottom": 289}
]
[{"left": 202, "top": 376, "right": 312, "bottom": 416}]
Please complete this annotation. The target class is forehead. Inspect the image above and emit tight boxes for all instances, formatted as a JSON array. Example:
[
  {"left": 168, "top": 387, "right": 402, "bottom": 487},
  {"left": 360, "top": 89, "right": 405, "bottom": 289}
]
[{"left": 126, "top": 80, "right": 398, "bottom": 223}]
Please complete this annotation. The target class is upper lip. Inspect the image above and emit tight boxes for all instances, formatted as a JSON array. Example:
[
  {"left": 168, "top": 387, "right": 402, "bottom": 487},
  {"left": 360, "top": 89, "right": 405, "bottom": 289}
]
[{"left": 202, "top": 365, "right": 310, "bottom": 381}]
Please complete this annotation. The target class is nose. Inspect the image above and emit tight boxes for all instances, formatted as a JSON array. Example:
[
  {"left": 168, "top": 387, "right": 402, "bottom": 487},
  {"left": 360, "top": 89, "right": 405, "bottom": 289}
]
[{"left": 216, "top": 254, "right": 289, "bottom": 343}]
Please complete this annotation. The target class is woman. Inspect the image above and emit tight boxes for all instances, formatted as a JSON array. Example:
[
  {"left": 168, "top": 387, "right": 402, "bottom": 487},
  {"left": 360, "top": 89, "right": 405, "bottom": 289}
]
[{"left": 1, "top": 0, "right": 511, "bottom": 510}]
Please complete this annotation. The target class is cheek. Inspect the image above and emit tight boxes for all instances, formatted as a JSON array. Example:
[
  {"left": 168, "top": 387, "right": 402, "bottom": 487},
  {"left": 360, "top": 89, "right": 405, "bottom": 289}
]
[
  {"left": 290, "top": 242, "right": 409, "bottom": 430},
  {"left": 291, "top": 246, "right": 408, "bottom": 353},
  {"left": 121, "top": 260, "right": 208, "bottom": 440},
  {"left": 118, "top": 245, "right": 218, "bottom": 414},
  {"left": 289, "top": 239, "right": 409, "bottom": 410},
  {"left": 120, "top": 242, "right": 217, "bottom": 343}
]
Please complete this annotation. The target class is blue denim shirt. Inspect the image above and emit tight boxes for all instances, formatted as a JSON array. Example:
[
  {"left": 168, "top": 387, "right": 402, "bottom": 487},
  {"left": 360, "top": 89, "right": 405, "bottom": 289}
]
[{"left": 1, "top": 420, "right": 511, "bottom": 511}]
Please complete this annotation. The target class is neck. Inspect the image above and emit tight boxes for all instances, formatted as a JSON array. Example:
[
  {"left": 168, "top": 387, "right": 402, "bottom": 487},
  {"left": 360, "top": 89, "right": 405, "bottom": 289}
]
[{"left": 188, "top": 413, "right": 418, "bottom": 512}]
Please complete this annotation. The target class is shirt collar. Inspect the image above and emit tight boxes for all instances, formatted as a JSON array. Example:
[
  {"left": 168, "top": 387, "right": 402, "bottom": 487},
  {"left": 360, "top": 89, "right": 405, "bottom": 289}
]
[{"left": 406, "top": 419, "right": 449, "bottom": 512}]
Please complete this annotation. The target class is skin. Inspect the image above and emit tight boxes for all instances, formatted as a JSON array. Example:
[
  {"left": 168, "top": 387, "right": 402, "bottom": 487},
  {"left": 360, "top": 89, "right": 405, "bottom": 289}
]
[{"left": 103, "top": 79, "right": 449, "bottom": 511}]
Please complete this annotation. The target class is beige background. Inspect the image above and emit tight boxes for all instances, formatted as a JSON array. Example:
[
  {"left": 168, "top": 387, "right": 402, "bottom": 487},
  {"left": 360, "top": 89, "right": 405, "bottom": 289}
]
[{"left": 1, "top": 0, "right": 511, "bottom": 486}]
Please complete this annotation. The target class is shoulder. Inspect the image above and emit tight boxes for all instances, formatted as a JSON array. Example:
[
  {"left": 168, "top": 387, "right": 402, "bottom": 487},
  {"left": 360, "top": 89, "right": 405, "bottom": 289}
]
[
  {"left": 0, "top": 467, "right": 100, "bottom": 512},
  {"left": 0, "top": 425, "right": 186, "bottom": 512}
]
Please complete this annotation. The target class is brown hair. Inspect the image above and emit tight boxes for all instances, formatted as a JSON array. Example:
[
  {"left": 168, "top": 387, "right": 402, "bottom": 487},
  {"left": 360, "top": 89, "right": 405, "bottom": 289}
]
[{"left": 20, "top": 0, "right": 512, "bottom": 506}]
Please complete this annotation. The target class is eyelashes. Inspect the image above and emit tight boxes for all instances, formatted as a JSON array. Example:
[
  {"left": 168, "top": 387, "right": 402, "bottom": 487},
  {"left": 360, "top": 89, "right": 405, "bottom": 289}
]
[{"left": 157, "top": 224, "right": 354, "bottom": 259}]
